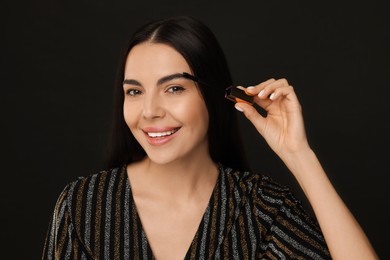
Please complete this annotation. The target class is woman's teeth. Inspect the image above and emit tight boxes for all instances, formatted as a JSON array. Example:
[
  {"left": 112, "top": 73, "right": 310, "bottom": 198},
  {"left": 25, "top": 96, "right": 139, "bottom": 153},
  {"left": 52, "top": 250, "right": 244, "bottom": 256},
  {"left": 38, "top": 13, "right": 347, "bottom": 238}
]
[{"left": 147, "top": 129, "right": 178, "bottom": 138}]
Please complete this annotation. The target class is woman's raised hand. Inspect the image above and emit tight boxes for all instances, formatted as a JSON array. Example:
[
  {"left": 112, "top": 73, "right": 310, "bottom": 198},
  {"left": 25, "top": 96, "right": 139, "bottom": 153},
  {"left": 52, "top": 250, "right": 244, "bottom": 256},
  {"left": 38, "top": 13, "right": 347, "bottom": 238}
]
[{"left": 235, "top": 78, "right": 311, "bottom": 159}]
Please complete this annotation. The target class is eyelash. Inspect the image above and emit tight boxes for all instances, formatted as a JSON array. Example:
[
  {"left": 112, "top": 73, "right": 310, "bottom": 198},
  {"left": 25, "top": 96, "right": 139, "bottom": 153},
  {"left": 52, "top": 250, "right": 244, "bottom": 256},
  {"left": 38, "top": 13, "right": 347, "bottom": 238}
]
[
  {"left": 166, "top": 85, "right": 185, "bottom": 94},
  {"left": 125, "top": 86, "right": 185, "bottom": 97},
  {"left": 126, "top": 89, "right": 142, "bottom": 97}
]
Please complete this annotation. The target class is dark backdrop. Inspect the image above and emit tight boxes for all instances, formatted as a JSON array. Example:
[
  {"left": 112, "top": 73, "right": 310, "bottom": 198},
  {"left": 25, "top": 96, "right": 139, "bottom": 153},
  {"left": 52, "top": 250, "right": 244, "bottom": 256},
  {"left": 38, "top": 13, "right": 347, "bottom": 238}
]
[{"left": 2, "top": 0, "right": 389, "bottom": 259}]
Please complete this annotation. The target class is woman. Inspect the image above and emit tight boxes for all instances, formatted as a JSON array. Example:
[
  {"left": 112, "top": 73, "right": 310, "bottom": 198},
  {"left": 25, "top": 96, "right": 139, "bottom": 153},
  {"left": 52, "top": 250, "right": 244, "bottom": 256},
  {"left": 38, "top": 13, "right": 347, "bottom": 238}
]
[{"left": 42, "top": 16, "right": 378, "bottom": 259}]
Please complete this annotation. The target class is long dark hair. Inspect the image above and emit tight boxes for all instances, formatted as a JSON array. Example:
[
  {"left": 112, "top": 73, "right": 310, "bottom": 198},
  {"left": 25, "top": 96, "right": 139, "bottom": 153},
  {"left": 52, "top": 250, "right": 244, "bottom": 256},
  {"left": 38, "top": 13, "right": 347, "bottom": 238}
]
[{"left": 106, "top": 15, "right": 249, "bottom": 171}]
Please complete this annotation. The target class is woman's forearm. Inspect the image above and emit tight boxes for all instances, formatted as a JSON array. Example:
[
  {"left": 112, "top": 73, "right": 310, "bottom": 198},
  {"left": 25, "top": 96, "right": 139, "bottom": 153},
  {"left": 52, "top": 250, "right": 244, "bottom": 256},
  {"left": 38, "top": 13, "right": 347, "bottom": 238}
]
[{"left": 281, "top": 149, "right": 378, "bottom": 260}]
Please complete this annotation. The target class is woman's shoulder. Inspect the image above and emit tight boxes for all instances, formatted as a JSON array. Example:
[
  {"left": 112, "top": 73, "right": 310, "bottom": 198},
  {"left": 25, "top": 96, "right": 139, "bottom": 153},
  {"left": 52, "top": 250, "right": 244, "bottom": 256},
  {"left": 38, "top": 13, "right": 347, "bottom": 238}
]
[
  {"left": 44, "top": 165, "right": 130, "bottom": 258},
  {"left": 53, "top": 164, "right": 128, "bottom": 214},
  {"left": 221, "top": 165, "right": 290, "bottom": 196},
  {"left": 221, "top": 164, "right": 306, "bottom": 214},
  {"left": 222, "top": 165, "right": 328, "bottom": 248}
]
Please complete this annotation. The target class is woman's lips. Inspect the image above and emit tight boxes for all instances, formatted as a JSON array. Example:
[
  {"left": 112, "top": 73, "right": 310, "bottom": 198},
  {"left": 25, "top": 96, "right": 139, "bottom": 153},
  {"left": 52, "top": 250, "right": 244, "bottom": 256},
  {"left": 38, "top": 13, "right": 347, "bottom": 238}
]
[{"left": 142, "top": 127, "right": 181, "bottom": 146}]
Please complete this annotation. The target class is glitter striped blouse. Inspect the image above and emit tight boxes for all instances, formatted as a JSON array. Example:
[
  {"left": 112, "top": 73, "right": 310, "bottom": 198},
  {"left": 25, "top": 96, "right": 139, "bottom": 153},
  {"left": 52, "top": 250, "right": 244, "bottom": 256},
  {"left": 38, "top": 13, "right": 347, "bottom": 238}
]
[{"left": 42, "top": 164, "right": 331, "bottom": 259}]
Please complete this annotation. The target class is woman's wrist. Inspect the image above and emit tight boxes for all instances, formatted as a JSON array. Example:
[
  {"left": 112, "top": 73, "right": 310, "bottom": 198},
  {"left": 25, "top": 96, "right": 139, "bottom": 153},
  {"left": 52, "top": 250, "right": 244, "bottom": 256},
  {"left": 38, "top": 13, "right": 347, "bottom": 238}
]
[
  {"left": 279, "top": 147, "right": 324, "bottom": 184},
  {"left": 278, "top": 143, "right": 313, "bottom": 165}
]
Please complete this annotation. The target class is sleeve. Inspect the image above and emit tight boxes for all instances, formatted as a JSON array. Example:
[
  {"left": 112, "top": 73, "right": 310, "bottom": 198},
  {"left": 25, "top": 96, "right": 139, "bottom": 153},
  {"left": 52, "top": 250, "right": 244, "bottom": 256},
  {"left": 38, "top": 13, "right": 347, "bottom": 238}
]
[
  {"left": 254, "top": 178, "right": 332, "bottom": 259},
  {"left": 42, "top": 183, "right": 81, "bottom": 260}
]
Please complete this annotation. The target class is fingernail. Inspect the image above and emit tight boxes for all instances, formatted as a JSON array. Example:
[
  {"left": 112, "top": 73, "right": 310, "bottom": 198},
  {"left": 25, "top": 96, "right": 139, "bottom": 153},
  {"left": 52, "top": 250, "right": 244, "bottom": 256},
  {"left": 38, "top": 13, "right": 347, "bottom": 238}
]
[
  {"left": 270, "top": 93, "right": 275, "bottom": 100},
  {"left": 235, "top": 105, "right": 244, "bottom": 112},
  {"left": 245, "top": 86, "right": 256, "bottom": 96},
  {"left": 258, "top": 90, "right": 265, "bottom": 97}
]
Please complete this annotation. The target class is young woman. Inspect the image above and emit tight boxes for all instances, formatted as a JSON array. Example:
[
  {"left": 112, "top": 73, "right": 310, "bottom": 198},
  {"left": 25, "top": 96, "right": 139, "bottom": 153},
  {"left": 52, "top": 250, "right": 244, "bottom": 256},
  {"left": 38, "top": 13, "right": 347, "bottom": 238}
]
[{"left": 43, "top": 16, "right": 378, "bottom": 259}]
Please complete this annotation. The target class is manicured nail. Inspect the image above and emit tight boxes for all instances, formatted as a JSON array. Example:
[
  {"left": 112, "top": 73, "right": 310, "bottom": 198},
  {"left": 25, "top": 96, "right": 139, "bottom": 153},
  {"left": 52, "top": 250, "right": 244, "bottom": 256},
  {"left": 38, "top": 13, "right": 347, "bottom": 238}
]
[
  {"left": 270, "top": 93, "right": 276, "bottom": 100},
  {"left": 235, "top": 105, "right": 244, "bottom": 112},
  {"left": 258, "top": 89, "right": 265, "bottom": 97},
  {"left": 245, "top": 86, "right": 256, "bottom": 96}
]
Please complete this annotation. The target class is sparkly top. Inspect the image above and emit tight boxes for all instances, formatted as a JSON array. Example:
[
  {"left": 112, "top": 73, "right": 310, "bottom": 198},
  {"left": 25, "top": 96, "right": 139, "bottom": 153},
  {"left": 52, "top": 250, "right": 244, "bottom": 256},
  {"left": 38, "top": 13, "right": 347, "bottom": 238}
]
[{"left": 42, "top": 164, "right": 331, "bottom": 259}]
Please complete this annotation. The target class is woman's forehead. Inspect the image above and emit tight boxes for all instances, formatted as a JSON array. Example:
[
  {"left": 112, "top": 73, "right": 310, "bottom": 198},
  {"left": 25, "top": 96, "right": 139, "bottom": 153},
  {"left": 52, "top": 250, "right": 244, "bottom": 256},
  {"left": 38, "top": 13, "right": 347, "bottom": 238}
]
[{"left": 124, "top": 43, "right": 191, "bottom": 79}]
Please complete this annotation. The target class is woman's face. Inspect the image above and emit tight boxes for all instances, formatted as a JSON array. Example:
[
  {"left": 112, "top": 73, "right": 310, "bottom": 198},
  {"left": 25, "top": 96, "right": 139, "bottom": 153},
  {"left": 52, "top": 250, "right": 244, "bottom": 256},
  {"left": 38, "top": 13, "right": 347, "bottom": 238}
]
[{"left": 123, "top": 43, "right": 209, "bottom": 165}]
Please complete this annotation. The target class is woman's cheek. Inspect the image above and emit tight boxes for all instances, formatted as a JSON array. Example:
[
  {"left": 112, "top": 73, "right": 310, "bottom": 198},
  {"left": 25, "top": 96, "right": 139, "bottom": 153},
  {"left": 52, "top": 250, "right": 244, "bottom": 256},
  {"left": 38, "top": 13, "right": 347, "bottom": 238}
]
[{"left": 123, "top": 104, "right": 138, "bottom": 130}]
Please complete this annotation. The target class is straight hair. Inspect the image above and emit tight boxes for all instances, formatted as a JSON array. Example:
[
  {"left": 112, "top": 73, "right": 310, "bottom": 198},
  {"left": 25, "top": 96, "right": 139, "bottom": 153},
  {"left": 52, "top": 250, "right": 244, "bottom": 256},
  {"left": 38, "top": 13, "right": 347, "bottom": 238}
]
[{"left": 106, "top": 15, "right": 249, "bottom": 171}]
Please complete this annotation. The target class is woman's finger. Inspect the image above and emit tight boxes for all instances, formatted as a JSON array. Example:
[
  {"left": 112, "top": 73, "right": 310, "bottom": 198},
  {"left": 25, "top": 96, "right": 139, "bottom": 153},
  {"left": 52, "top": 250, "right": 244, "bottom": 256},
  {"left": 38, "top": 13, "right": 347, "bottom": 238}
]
[
  {"left": 244, "top": 78, "right": 291, "bottom": 109},
  {"left": 256, "top": 78, "right": 290, "bottom": 99},
  {"left": 245, "top": 78, "right": 276, "bottom": 96},
  {"left": 250, "top": 80, "right": 300, "bottom": 111},
  {"left": 234, "top": 102, "right": 267, "bottom": 136},
  {"left": 267, "top": 84, "right": 302, "bottom": 112}
]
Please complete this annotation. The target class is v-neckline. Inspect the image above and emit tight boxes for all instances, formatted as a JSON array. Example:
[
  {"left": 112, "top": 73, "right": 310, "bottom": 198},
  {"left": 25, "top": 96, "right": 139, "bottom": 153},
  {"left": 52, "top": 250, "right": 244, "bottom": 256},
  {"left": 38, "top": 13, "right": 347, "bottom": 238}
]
[{"left": 124, "top": 165, "right": 222, "bottom": 259}]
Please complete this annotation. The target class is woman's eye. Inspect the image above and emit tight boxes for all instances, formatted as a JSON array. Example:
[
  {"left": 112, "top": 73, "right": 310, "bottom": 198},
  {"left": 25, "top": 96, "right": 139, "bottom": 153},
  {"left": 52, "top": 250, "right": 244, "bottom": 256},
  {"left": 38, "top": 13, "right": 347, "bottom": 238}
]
[
  {"left": 126, "top": 89, "right": 142, "bottom": 96},
  {"left": 167, "top": 86, "right": 185, "bottom": 94}
]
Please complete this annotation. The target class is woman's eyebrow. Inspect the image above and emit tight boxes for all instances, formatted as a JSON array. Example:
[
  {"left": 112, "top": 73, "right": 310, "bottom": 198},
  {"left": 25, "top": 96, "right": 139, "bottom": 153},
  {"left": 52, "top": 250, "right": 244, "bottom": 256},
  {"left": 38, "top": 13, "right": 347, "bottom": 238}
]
[
  {"left": 123, "top": 73, "right": 189, "bottom": 87},
  {"left": 156, "top": 73, "right": 189, "bottom": 85},
  {"left": 123, "top": 79, "right": 141, "bottom": 86}
]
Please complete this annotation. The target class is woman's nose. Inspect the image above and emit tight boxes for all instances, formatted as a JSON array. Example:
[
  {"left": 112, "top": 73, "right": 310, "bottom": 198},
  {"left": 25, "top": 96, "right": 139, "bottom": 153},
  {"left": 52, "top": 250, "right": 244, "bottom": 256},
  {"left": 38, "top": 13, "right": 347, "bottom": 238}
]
[{"left": 142, "top": 93, "right": 165, "bottom": 119}]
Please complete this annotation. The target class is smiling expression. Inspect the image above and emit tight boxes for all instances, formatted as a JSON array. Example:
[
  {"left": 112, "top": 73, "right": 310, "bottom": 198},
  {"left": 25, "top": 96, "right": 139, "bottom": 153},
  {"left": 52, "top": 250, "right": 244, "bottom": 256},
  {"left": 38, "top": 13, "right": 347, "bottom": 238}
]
[{"left": 123, "top": 43, "right": 210, "bottom": 165}]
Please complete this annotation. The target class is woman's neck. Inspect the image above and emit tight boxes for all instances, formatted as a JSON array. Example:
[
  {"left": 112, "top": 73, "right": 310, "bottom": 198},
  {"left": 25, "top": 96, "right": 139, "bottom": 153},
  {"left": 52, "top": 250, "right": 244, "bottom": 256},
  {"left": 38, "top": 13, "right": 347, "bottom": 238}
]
[{"left": 127, "top": 154, "right": 219, "bottom": 203}]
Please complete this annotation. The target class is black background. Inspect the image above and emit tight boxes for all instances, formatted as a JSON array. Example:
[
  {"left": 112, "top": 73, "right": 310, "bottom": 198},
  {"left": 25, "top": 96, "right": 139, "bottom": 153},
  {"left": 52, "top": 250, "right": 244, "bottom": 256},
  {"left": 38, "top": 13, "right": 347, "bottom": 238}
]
[{"left": 2, "top": 0, "right": 389, "bottom": 259}]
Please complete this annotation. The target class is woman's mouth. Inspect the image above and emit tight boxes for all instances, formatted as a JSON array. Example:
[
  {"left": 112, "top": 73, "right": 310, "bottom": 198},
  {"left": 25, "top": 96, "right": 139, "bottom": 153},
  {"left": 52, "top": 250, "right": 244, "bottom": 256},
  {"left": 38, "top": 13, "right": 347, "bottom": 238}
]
[
  {"left": 146, "top": 128, "right": 179, "bottom": 138},
  {"left": 142, "top": 127, "right": 181, "bottom": 146}
]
